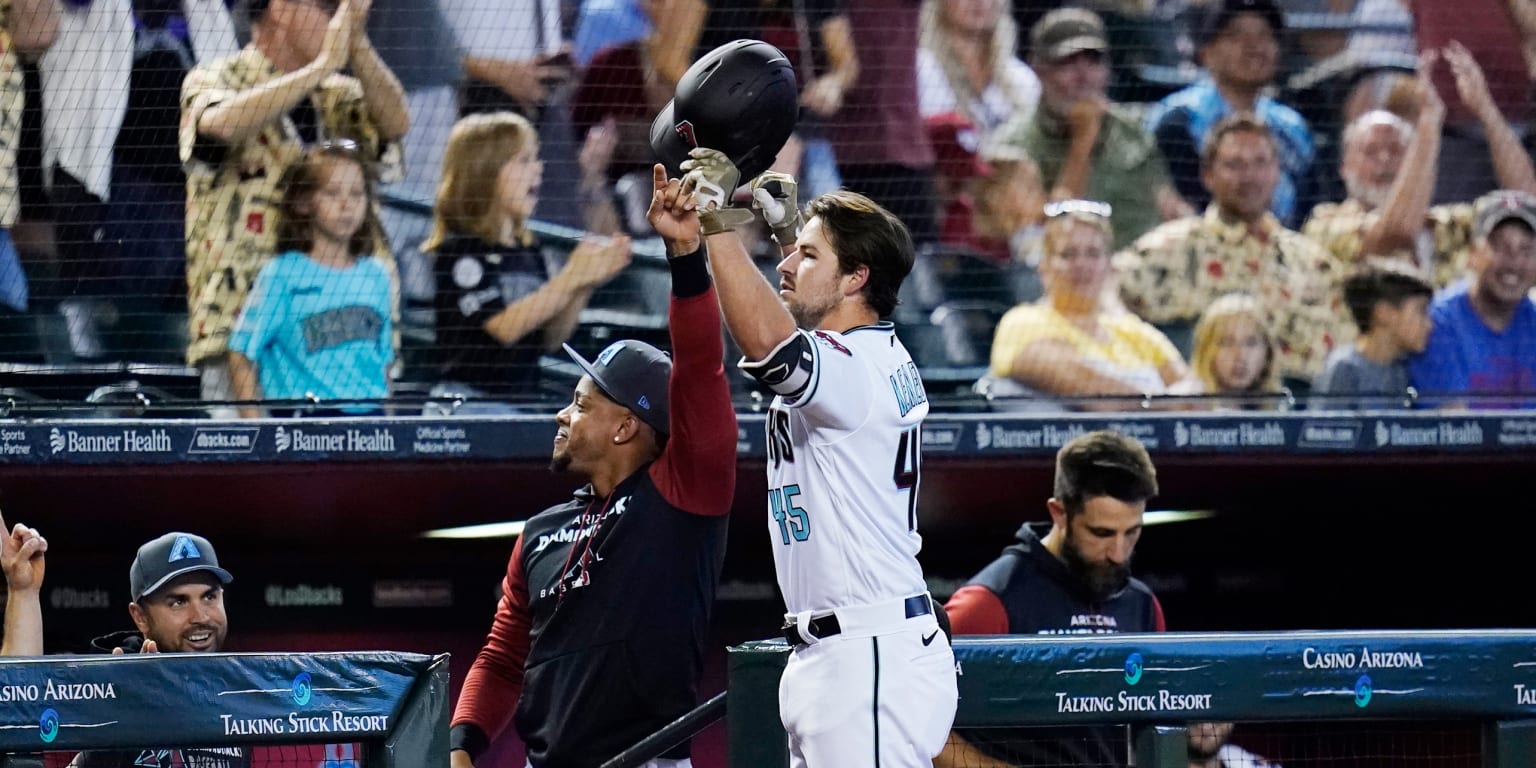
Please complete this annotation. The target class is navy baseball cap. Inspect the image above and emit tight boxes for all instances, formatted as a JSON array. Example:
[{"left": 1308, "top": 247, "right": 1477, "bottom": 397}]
[
  {"left": 564, "top": 340, "right": 672, "bottom": 435},
  {"left": 1198, "top": 0, "right": 1284, "bottom": 48},
  {"left": 129, "top": 532, "right": 234, "bottom": 603}
]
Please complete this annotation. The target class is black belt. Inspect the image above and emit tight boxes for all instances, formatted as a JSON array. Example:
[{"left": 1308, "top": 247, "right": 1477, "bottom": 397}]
[{"left": 782, "top": 595, "right": 932, "bottom": 646}]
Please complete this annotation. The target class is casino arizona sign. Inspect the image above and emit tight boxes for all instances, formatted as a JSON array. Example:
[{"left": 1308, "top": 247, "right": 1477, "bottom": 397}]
[{"left": 1302, "top": 647, "right": 1425, "bottom": 670}]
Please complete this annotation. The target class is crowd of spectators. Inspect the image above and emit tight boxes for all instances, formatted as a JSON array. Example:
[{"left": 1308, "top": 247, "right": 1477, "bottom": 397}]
[{"left": 0, "top": 0, "right": 1532, "bottom": 414}]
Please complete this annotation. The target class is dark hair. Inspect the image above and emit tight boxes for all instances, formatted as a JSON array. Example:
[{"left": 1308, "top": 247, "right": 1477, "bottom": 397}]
[
  {"left": 247, "top": 0, "right": 337, "bottom": 24},
  {"left": 1200, "top": 112, "right": 1279, "bottom": 170},
  {"left": 275, "top": 142, "right": 379, "bottom": 258},
  {"left": 1343, "top": 260, "right": 1434, "bottom": 332},
  {"left": 245, "top": 0, "right": 272, "bottom": 24},
  {"left": 1053, "top": 430, "right": 1159, "bottom": 514},
  {"left": 804, "top": 191, "right": 915, "bottom": 318}
]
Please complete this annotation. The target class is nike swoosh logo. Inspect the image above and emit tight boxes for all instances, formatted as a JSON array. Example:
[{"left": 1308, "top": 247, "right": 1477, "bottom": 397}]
[{"left": 922, "top": 630, "right": 939, "bottom": 646}]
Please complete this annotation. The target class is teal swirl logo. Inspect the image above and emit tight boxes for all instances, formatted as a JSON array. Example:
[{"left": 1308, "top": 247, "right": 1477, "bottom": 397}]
[
  {"left": 1124, "top": 652, "right": 1144, "bottom": 686},
  {"left": 38, "top": 708, "right": 58, "bottom": 743},
  {"left": 292, "top": 672, "right": 313, "bottom": 706},
  {"left": 1353, "top": 675, "right": 1373, "bottom": 708}
]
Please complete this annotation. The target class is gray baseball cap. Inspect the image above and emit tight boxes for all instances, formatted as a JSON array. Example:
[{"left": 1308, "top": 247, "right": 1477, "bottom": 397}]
[
  {"left": 129, "top": 532, "right": 234, "bottom": 603},
  {"left": 1474, "top": 190, "right": 1536, "bottom": 240},
  {"left": 564, "top": 340, "right": 672, "bottom": 435},
  {"left": 1031, "top": 8, "right": 1108, "bottom": 63}
]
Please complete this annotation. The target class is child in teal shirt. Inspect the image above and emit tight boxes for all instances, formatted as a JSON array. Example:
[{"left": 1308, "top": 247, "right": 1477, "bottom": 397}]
[{"left": 229, "top": 143, "right": 394, "bottom": 417}]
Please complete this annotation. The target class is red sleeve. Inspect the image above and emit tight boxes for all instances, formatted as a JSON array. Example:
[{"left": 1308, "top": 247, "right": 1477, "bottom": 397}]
[
  {"left": 1151, "top": 594, "right": 1167, "bottom": 632},
  {"left": 943, "top": 585, "right": 1010, "bottom": 636},
  {"left": 452, "top": 536, "right": 532, "bottom": 738},
  {"left": 650, "top": 287, "right": 738, "bottom": 516}
]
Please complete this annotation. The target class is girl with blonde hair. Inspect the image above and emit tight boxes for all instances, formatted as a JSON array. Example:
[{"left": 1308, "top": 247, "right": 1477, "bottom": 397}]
[
  {"left": 1186, "top": 293, "right": 1283, "bottom": 407},
  {"left": 427, "top": 112, "right": 632, "bottom": 409}
]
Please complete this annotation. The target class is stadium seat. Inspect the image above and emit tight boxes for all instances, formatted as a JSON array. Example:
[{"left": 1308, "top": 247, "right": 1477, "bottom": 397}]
[
  {"left": 93, "top": 299, "right": 190, "bottom": 366},
  {"left": 84, "top": 379, "right": 201, "bottom": 419},
  {"left": 927, "top": 245, "right": 1017, "bottom": 308},
  {"left": 929, "top": 300, "right": 1009, "bottom": 369}
]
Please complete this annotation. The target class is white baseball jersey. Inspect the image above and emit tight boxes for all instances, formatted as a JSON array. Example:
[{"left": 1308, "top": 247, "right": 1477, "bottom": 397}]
[{"left": 753, "top": 323, "right": 930, "bottom": 614}]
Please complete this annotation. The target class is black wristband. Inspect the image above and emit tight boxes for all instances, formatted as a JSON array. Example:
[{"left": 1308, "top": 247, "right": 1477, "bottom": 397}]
[
  {"left": 449, "top": 723, "right": 490, "bottom": 762},
  {"left": 669, "top": 245, "right": 711, "bottom": 299}
]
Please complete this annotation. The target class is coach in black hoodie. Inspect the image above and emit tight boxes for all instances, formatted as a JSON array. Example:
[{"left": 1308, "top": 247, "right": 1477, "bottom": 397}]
[{"left": 937, "top": 430, "right": 1166, "bottom": 768}]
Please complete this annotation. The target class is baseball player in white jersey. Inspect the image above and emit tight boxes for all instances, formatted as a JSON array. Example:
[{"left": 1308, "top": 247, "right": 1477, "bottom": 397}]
[{"left": 661, "top": 149, "right": 958, "bottom": 767}]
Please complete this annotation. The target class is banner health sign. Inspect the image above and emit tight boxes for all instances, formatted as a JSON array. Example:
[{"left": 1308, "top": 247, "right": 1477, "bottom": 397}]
[{"left": 0, "top": 651, "right": 441, "bottom": 751}]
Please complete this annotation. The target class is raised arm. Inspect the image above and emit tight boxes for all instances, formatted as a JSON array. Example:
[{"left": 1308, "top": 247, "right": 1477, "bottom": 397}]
[
  {"left": 343, "top": 0, "right": 409, "bottom": 141},
  {"left": 1050, "top": 99, "right": 1107, "bottom": 201},
  {"left": 645, "top": 165, "right": 738, "bottom": 516},
  {"left": 1362, "top": 53, "right": 1444, "bottom": 257},
  {"left": 450, "top": 537, "right": 533, "bottom": 768},
  {"left": 669, "top": 152, "right": 800, "bottom": 362},
  {"left": 0, "top": 509, "right": 46, "bottom": 656},
  {"left": 1445, "top": 41, "right": 1536, "bottom": 195},
  {"left": 195, "top": 1, "right": 350, "bottom": 144}
]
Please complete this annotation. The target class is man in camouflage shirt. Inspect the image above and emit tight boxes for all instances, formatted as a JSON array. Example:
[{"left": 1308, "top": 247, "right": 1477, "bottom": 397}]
[
  {"left": 180, "top": 0, "right": 406, "bottom": 404},
  {"left": 1303, "top": 45, "right": 1536, "bottom": 291},
  {"left": 1115, "top": 113, "right": 1346, "bottom": 382}
]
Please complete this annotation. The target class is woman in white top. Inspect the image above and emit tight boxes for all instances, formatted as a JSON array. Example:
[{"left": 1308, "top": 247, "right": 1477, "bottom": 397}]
[{"left": 917, "top": 0, "right": 1041, "bottom": 137}]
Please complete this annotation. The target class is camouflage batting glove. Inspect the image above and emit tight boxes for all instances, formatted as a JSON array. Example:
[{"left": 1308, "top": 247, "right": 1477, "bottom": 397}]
[
  {"left": 682, "top": 148, "right": 754, "bottom": 235},
  {"left": 750, "top": 171, "right": 801, "bottom": 246}
]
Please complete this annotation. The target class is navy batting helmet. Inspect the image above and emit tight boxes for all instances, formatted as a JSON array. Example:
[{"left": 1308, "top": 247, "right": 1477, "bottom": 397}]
[{"left": 650, "top": 39, "right": 799, "bottom": 182}]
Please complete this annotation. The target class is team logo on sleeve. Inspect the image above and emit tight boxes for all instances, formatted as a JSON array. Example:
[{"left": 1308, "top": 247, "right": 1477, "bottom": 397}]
[
  {"left": 811, "top": 331, "right": 851, "bottom": 356},
  {"left": 452, "top": 256, "right": 485, "bottom": 289}
]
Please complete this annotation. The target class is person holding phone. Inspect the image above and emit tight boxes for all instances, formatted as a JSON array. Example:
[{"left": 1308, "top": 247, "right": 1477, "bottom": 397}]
[{"left": 445, "top": 0, "right": 573, "bottom": 116}]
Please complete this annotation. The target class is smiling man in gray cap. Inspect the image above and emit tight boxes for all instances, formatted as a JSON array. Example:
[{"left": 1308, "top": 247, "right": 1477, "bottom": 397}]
[
  {"left": 94, "top": 531, "right": 234, "bottom": 655},
  {"left": 68, "top": 532, "right": 247, "bottom": 768},
  {"left": 1408, "top": 189, "right": 1536, "bottom": 404}
]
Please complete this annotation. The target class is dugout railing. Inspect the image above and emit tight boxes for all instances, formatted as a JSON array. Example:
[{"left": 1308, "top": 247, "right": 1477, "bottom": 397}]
[
  {"left": 0, "top": 651, "right": 448, "bottom": 767},
  {"left": 727, "top": 630, "right": 1536, "bottom": 767}
]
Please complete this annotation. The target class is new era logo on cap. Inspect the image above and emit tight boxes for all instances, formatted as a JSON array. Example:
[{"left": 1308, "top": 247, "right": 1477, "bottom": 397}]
[{"left": 564, "top": 341, "right": 673, "bottom": 435}]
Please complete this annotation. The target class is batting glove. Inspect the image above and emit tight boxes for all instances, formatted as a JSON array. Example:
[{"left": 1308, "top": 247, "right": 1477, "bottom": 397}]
[
  {"left": 750, "top": 171, "right": 801, "bottom": 246},
  {"left": 682, "top": 148, "right": 754, "bottom": 235}
]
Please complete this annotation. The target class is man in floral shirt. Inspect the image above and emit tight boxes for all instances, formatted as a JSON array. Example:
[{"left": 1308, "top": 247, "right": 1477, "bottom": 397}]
[
  {"left": 179, "top": 0, "right": 406, "bottom": 405},
  {"left": 1115, "top": 113, "right": 1346, "bottom": 382}
]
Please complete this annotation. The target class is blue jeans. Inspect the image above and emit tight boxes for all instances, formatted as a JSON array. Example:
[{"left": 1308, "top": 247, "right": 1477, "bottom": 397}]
[{"left": 0, "top": 229, "right": 26, "bottom": 312}]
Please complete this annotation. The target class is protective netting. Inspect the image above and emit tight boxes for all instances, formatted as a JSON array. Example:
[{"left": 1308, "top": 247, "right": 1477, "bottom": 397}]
[{"left": 0, "top": 1, "right": 1530, "bottom": 415}]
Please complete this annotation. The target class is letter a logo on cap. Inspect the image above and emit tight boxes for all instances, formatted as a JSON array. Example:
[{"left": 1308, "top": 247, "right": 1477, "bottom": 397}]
[
  {"left": 637, "top": 395, "right": 651, "bottom": 411},
  {"left": 168, "top": 535, "right": 202, "bottom": 563}
]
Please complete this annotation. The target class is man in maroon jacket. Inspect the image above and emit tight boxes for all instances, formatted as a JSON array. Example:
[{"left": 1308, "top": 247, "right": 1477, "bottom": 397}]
[{"left": 449, "top": 168, "right": 738, "bottom": 768}]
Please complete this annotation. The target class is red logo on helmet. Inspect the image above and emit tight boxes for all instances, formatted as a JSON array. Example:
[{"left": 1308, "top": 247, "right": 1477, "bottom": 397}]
[{"left": 674, "top": 120, "right": 698, "bottom": 149}]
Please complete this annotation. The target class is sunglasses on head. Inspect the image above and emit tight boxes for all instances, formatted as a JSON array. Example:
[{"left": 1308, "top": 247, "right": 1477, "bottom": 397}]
[{"left": 1044, "top": 199, "right": 1112, "bottom": 219}]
